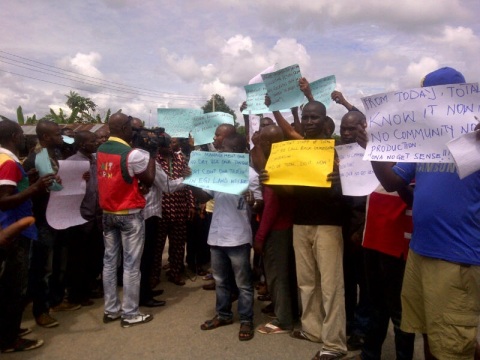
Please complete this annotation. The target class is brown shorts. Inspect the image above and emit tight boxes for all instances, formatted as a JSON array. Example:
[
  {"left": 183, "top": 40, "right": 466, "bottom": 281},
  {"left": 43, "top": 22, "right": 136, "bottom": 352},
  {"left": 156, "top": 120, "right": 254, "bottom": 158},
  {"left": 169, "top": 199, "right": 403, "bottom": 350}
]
[{"left": 401, "top": 249, "right": 480, "bottom": 360}]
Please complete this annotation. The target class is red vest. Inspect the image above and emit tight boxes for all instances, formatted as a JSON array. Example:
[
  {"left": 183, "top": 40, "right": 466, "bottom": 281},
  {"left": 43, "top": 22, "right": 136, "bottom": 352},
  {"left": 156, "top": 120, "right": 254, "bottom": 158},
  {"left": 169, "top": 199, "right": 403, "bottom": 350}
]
[
  {"left": 97, "top": 139, "right": 146, "bottom": 212},
  {"left": 362, "top": 185, "right": 412, "bottom": 260}
]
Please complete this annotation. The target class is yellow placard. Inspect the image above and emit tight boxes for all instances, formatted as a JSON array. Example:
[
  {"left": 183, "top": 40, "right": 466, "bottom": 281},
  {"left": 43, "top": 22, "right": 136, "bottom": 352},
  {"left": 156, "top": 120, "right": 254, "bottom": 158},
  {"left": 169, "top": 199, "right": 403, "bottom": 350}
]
[{"left": 264, "top": 139, "right": 335, "bottom": 187}]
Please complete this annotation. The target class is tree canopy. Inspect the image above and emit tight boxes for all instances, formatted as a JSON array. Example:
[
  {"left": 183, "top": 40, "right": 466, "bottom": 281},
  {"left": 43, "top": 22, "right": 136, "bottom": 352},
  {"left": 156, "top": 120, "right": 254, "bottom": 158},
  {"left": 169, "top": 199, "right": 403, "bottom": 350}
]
[{"left": 201, "top": 94, "right": 237, "bottom": 123}]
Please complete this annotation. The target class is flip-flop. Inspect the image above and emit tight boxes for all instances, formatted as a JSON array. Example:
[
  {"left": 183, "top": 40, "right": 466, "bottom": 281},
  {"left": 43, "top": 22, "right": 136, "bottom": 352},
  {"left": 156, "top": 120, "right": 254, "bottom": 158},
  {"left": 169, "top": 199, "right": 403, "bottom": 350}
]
[
  {"left": 200, "top": 316, "right": 233, "bottom": 331},
  {"left": 257, "top": 322, "right": 290, "bottom": 334},
  {"left": 239, "top": 322, "right": 254, "bottom": 341}
]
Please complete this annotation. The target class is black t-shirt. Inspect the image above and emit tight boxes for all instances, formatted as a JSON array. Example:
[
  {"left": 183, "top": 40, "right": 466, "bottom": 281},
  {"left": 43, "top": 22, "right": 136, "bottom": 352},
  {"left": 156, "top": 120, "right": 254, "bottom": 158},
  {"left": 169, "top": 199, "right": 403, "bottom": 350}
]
[{"left": 292, "top": 185, "right": 344, "bottom": 226}]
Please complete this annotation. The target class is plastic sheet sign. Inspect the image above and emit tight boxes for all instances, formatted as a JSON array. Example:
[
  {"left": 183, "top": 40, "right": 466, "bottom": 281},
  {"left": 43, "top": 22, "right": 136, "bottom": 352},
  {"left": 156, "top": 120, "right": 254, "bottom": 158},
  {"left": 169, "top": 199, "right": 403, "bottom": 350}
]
[
  {"left": 157, "top": 108, "right": 203, "bottom": 138},
  {"left": 264, "top": 139, "right": 334, "bottom": 187},
  {"left": 184, "top": 151, "right": 249, "bottom": 195},
  {"left": 261, "top": 64, "right": 304, "bottom": 111},
  {"left": 361, "top": 83, "right": 480, "bottom": 163},
  {"left": 191, "top": 112, "right": 235, "bottom": 146}
]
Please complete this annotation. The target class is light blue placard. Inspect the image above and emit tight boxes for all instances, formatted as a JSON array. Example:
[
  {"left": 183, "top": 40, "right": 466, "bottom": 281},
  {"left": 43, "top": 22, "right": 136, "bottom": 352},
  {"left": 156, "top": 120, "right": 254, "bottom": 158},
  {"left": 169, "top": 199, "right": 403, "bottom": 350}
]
[
  {"left": 242, "top": 83, "right": 270, "bottom": 115},
  {"left": 307, "top": 75, "right": 336, "bottom": 108},
  {"left": 34, "top": 148, "right": 63, "bottom": 191},
  {"left": 191, "top": 112, "right": 235, "bottom": 146},
  {"left": 184, "top": 151, "right": 249, "bottom": 195},
  {"left": 261, "top": 64, "right": 304, "bottom": 111},
  {"left": 157, "top": 108, "right": 203, "bottom": 137}
]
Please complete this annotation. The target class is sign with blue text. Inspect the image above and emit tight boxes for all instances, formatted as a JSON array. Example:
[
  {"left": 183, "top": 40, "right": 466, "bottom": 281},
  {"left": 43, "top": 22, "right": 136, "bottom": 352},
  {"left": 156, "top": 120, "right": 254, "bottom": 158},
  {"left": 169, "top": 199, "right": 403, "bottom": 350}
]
[
  {"left": 307, "top": 75, "right": 336, "bottom": 108},
  {"left": 184, "top": 151, "right": 249, "bottom": 195},
  {"left": 243, "top": 83, "right": 270, "bottom": 115},
  {"left": 361, "top": 83, "right": 480, "bottom": 162},
  {"left": 157, "top": 108, "right": 203, "bottom": 138},
  {"left": 262, "top": 64, "right": 304, "bottom": 111},
  {"left": 191, "top": 112, "right": 235, "bottom": 146},
  {"left": 335, "top": 143, "right": 379, "bottom": 196}
]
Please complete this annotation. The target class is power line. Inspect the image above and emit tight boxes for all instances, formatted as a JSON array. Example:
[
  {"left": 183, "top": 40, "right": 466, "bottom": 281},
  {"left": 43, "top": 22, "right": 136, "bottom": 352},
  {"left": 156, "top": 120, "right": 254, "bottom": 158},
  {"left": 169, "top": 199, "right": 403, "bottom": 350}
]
[
  {"left": 0, "top": 68, "right": 206, "bottom": 106},
  {"left": 0, "top": 58, "right": 205, "bottom": 101},
  {"left": 0, "top": 50, "right": 208, "bottom": 101}
]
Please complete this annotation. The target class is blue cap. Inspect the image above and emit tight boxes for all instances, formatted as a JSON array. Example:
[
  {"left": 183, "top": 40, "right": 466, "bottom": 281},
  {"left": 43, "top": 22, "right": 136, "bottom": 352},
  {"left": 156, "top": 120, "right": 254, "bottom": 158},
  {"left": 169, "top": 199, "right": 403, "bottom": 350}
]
[{"left": 421, "top": 67, "right": 465, "bottom": 87}]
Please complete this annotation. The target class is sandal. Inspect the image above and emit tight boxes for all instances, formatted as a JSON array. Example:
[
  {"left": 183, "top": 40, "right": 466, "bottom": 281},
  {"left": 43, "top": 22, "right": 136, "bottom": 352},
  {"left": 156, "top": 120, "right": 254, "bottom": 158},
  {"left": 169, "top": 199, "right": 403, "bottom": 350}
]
[
  {"left": 257, "top": 294, "right": 271, "bottom": 302},
  {"left": 200, "top": 316, "right": 233, "bottom": 331},
  {"left": 239, "top": 322, "right": 254, "bottom": 341}
]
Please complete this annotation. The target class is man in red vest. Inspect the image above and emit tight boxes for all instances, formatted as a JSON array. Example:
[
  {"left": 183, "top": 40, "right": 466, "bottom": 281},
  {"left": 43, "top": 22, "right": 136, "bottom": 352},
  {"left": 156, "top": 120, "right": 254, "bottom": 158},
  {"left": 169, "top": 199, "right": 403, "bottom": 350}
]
[{"left": 97, "top": 113, "right": 156, "bottom": 328}]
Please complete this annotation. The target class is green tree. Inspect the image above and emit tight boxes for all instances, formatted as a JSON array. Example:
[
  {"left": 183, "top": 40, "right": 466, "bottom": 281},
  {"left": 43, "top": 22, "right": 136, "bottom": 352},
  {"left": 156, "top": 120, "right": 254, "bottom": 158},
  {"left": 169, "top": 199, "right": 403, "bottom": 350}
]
[
  {"left": 42, "top": 108, "right": 79, "bottom": 124},
  {"left": 201, "top": 94, "right": 238, "bottom": 126},
  {"left": 65, "top": 91, "right": 97, "bottom": 121},
  {"left": 13, "top": 106, "right": 38, "bottom": 125},
  {"left": 17, "top": 106, "right": 25, "bottom": 125}
]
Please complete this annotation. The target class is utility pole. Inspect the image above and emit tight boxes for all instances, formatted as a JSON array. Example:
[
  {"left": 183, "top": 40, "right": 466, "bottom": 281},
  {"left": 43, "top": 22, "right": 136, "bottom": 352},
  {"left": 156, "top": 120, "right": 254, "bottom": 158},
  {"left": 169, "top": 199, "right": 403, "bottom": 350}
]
[{"left": 212, "top": 95, "right": 215, "bottom": 112}]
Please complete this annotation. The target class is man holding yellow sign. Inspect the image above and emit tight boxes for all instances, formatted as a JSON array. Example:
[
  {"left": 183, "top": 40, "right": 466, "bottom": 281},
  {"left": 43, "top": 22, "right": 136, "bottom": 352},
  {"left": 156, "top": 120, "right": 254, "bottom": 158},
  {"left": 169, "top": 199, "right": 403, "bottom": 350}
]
[{"left": 260, "top": 100, "right": 347, "bottom": 360}]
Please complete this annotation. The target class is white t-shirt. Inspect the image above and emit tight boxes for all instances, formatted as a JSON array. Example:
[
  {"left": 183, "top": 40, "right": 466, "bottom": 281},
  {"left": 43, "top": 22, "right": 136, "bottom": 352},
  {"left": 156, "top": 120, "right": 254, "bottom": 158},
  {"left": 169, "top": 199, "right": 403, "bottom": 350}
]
[
  {"left": 127, "top": 148, "right": 149, "bottom": 177},
  {"left": 206, "top": 167, "right": 262, "bottom": 247}
]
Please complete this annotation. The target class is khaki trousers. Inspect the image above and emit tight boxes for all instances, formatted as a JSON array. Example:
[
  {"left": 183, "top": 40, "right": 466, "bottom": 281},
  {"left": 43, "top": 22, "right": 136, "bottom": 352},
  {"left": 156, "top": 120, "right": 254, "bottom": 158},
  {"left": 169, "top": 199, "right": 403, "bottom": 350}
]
[{"left": 293, "top": 225, "right": 347, "bottom": 354}]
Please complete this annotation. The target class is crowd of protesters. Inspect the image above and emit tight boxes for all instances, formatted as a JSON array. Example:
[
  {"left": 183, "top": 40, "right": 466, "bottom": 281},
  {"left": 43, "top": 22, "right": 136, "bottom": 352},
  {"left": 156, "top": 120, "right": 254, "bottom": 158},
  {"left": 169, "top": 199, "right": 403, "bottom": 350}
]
[{"left": 0, "top": 66, "right": 479, "bottom": 360}]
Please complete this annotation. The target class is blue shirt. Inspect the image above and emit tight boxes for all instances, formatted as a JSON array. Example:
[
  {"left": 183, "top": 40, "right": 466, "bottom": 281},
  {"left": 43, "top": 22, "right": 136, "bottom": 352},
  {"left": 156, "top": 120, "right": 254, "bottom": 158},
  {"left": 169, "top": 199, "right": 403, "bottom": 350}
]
[{"left": 393, "top": 162, "right": 480, "bottom": 265}]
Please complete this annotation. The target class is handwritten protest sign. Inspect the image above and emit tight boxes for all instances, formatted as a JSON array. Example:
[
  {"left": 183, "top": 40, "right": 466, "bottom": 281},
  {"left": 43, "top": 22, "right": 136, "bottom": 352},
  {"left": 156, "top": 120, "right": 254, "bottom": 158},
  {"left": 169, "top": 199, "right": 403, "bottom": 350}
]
[
  {"left": 264, "top": 140, "right": 334, "bottom": 187},
  {"left": 191, "top": 112, "right": 235, "bottom": 146},
  {"left": 157, "top": 108, "right": 202, "bottom": 137},
  {"left": 446, "top": 132, "right": 480, "bottom": 179},
  {"left": 242, "top": 83, "right": 270, "bottom": 115},
  {"left": 184, "top": 151, "right": 249, "bottom": 195},
  {"left": 262, "top": 64, "right": 304, "bottom": 111},
  {"left": 335, "top": 143, "right": 380, "bottom": 196},
  {"left": 361, "top": 83, "right": 480, "bottom": 163},
  {"left": 307, "top": 75, "right": 336, "bottom": 108},
  {"left": 46, "top": 160, "right": 90, "bottom": 230}
]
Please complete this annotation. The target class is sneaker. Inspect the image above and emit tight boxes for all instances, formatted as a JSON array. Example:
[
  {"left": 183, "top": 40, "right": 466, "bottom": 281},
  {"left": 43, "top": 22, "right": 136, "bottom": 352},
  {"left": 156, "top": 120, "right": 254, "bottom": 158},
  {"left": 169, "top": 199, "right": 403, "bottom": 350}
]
[
  {"left": 1, "top": 338, "right": 44, "bottom": 353},
  {"left": 18, "top": 327, "right": 32, "bottom": 337},
  {"left": 35, "top": 313, "right": 59, "bottom": 328},
  {"left": 314, "top": 349, "right": 347, "bottom": 359},
  {"left": 50, "top": 300, "right": 81, "bottom": 312},
  {"left": 120, "top": 313, "right": 153, "bottom": 328},
  {"left": 103, "top": 313, "right": 121, "bottom": 324}
]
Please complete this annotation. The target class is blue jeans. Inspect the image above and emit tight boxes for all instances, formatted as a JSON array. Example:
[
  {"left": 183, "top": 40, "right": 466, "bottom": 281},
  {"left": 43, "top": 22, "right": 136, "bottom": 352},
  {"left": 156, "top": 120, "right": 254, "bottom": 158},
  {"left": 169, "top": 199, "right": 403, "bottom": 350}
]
[
  {"left": 28, "top": 220, "right": 56, "bottom": 317},
  {"left": 211, "top": 244, "right": 253, "bottom": 323},
  {"left": 102, "top": 212, "right": 145, "bottom": 318}
]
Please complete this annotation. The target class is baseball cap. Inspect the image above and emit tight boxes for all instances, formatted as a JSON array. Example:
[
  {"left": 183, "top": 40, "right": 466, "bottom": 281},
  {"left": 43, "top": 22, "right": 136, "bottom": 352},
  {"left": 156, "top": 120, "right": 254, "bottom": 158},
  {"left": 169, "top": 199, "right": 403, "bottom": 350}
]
[{"left": 421, "top": 67, "right": 465, "bottom": 87}]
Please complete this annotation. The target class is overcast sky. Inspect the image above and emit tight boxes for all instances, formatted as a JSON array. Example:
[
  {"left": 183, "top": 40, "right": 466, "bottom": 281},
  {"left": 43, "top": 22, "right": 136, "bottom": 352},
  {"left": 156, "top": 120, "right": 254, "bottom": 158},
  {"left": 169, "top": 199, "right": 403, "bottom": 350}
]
[{"left": 2, "top": 0, "right": 479, "bottom": 129}]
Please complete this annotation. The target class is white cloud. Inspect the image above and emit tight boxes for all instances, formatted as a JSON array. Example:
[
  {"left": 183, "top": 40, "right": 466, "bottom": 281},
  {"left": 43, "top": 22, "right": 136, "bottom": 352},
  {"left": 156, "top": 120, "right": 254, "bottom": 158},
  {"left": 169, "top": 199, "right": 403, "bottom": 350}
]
[
  {"left": 159, "top": 48, "right": 201, "bottom": 83},
  {"left": 404, "top": 57, "right": 440, "bottom": 88},
  {"left": 221, "top": 35, "right": 253, "bottom": 56},
  {"left": 57, "top": 52, "right": 103, "bottom": 78},
  {"left": 200, "top": 64, "right": 217, "bottom": 81},
  {"left": 200, "top": 78, "right": 242, "bottom": 102}
]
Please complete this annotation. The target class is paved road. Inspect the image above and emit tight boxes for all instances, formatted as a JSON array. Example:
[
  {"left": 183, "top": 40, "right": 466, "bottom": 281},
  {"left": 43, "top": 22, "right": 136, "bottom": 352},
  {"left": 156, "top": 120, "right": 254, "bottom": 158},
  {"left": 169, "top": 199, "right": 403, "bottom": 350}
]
[{"left": 14, "top": 270, "right": 425, "bottom": 360}]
